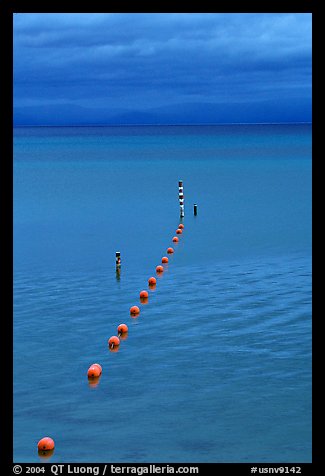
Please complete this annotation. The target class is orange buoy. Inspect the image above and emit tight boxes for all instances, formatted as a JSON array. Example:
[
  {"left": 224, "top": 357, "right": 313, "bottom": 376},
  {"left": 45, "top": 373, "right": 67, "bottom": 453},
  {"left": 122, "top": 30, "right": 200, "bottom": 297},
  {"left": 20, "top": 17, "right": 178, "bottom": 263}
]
[
  {"left": 162, "top": 256, "right": 169, "bottom": 263},
  {"left": 117, "top": 323, "right": 128, "bottom": 335},
  {"left": 167, "top": 247, "right": 174, "bottom": 254},
  {"left": 176, "top": 228, "right": 182, "bottom": 234},
  {"left": 108, "top": 336, "right": 120, "bottom": 348},
  {"left": 87, "top": 364, "right": 102, "bottom": 378},
  {"left": 148, "top": 276, "right": 157, "bottom": 286},
  {"left": 37, "top": 437, "right": 55, "bottom": 452},
  {"left": 140, "top": 290, "right": 148, "bottom": 304},
  {"left": 172, "top": 236, "right": 179, "bottom": 242},
  {"left": 178, "top": 224, "right": 184, "bottom": 229},
  {"left": 92, "top": 363, "right": 102, "bottom": 375},
  {"left": 130, "top": 305, "right": 140, "bottom": 315},
  {"left": 156, "top": 265, "right": 164, "bottom": 273}
]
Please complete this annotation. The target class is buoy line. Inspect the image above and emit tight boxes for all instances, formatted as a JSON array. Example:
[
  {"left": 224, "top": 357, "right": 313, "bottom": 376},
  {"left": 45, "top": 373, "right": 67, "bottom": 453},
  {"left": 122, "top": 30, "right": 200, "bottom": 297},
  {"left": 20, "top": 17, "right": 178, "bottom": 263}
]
[
  {"left": 86, "top": 220, "right": 185, "bottom": 384},
  {"left": 37, "top": 179, "right": 191, "bottom": 456}
]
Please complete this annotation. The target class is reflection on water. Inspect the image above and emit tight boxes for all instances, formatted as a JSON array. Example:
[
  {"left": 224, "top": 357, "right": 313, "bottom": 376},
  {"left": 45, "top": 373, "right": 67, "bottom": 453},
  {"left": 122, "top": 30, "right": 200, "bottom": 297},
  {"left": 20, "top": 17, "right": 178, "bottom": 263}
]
[
  {"left": 38, "top": 449, "right": 55, "bottom": 461},
  {"left": 88, "top": 377, "right": 101, "bottom": 389}
]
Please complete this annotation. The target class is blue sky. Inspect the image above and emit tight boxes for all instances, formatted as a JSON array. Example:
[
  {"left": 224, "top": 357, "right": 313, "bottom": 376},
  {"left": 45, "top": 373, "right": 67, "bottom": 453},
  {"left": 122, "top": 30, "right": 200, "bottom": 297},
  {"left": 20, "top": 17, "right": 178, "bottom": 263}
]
[{"left": 13, "top": 13, "right": 312, "bottom": 125}]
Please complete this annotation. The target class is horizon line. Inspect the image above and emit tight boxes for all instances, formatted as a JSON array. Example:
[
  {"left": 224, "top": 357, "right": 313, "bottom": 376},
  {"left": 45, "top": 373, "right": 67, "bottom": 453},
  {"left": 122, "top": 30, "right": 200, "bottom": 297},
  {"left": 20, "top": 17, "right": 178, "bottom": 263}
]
[{"left": 13, "top": 121, "right": 312, "bottom": 128}]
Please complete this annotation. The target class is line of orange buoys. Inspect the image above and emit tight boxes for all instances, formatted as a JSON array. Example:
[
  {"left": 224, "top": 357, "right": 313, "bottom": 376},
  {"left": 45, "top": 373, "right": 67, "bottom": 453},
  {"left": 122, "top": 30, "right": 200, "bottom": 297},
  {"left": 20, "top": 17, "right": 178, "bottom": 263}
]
[
  {"left": 88, "top": 222, "right": 184, "bottom": 379},
  {"left": 38, "top": 223, "right": 184, "bottom": 456}
]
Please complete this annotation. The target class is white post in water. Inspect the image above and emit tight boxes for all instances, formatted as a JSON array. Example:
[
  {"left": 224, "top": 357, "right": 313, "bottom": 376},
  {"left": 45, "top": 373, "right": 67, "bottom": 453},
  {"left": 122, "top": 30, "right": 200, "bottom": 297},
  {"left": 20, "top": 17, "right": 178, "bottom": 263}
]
[
  {"left": 178, "top": 180, "right": 184, "bottom": 217},
  {"left": 194, "top": 203, "right": 198, "bottom": 216}
]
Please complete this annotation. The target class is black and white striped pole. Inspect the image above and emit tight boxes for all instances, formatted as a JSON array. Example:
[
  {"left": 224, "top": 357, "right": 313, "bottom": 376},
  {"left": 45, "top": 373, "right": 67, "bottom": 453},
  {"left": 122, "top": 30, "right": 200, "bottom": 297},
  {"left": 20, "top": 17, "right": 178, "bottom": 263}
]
[
  {"left": 178, "top": 180, "right": 184, "bottom": 218},
  {"left": 116, "top": 251, "right": 121, "bottom": 269},
  {"left": 115, "top": 251, "right": 121, "bottom": 279}
]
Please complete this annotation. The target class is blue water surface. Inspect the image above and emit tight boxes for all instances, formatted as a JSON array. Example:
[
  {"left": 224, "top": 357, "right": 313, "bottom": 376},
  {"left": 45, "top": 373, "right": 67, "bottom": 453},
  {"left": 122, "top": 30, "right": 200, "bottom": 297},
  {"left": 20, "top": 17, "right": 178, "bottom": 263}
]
[{"left": 13, "top": 124, "right": 312, "bottom": 462}]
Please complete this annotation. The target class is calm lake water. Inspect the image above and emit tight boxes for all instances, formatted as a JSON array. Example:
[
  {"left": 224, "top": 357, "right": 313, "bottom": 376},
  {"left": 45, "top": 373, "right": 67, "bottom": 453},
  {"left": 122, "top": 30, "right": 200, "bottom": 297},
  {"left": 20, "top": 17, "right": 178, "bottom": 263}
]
[{"left": 13, "top": 124, "right": 312, "bottom": 463}]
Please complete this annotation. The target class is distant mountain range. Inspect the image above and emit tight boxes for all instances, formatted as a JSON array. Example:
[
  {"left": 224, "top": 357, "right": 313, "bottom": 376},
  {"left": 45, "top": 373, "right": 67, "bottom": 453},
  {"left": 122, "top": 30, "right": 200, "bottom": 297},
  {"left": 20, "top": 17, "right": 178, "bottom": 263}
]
[{"left": 14, "top": 98, "right": 311, "bottom": 126}]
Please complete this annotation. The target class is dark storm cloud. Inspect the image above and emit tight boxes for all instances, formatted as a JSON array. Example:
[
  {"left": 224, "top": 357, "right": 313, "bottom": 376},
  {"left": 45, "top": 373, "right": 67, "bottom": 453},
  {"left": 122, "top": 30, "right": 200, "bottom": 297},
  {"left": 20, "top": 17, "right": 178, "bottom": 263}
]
[{"left": 13, "top": 13, "right": 312, "bottom": 124}]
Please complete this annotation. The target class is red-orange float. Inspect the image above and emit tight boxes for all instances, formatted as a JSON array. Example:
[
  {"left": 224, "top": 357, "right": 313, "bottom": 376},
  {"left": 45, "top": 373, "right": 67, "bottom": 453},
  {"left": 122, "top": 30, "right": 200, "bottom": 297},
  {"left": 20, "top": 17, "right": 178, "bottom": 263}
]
[
  {"left": 148, "top": 277, "right": 157, "bottom": 286},
  {"left": 172, "top": 236, "right": 179, "bottom": 243},
  {"left": 92, "top": 363, "right": 102, "bottom": 374},
  {"left": 87, "top": 364, "right": 102, "bottom": 378},
  {"left": 140, "top": 290, "right": 149, "bottom": 299},
  {"left": 167, "top": 247, "right": 174, "bottom": 254},
  {"left": 117, "top": 323, "right": 128, "bottom": 335},
  {"left": 37, "top": 437, "right": 55, "bottom": 452},
  {"left": 108, "top": 336, "right": 120, "bottom": 348},
  {"left": 178, "top": 224, "right": 184, "bottom": 229},
  {"left": 130, "top": 305, "right": 140, "bottom": 316},
  {"left": 161, "top": 256, "right": 169, "bottom": 263},
  {"left": 176, "top": 228, "right": 182, "bottom": 234},
  {"left": 156, "top": 265, "right": 164, "bottom": 273}
]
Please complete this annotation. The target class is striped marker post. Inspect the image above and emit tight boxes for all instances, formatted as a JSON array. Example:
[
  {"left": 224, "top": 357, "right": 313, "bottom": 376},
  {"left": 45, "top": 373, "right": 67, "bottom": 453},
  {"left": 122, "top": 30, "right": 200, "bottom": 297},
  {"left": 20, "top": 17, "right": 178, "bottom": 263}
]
[
  {"left": 116, "top": 251, "right": 121, "bottom": 269},
  {"left": 178, "top": 180, "right": 184, "bottom": 218},
  {"left": 116, "top": 251, "right": 121, "bottom": 280}
]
